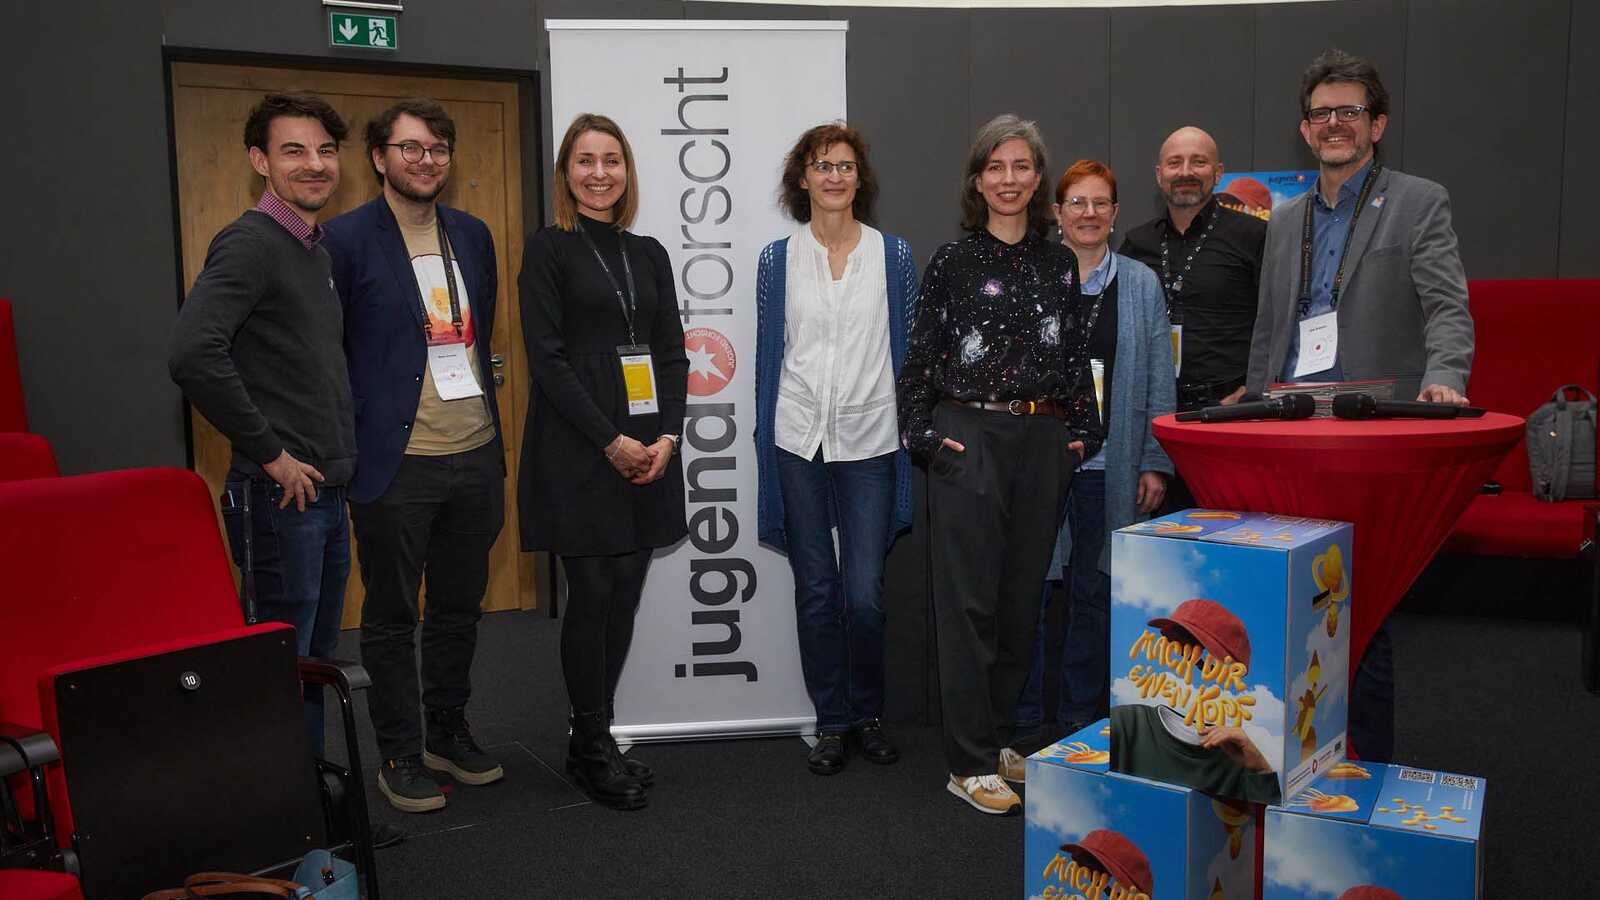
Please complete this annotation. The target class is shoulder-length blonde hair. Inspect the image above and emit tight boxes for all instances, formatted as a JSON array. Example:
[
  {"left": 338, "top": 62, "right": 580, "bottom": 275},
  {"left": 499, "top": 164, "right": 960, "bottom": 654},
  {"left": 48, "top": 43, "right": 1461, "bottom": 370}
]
[{"left": 553, "top": 113, "right": 639, "bottom": 231}]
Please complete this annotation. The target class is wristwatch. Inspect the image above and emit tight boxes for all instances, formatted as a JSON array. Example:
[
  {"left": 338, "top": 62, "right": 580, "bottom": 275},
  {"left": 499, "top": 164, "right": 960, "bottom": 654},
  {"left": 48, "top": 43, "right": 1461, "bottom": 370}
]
[{"left": 659, "top": 434, "right": 680, "bottom": 449}]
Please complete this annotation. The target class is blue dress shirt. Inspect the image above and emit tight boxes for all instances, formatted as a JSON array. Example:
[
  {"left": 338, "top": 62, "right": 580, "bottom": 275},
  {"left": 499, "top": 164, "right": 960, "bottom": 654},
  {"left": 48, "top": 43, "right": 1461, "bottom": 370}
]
[{"left": 1281, "top": 159, "right": 1375, "bottom": 382}]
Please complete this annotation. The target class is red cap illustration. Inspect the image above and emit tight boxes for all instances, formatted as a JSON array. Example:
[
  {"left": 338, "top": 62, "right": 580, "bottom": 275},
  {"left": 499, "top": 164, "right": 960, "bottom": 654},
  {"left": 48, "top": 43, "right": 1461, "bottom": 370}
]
[
  {"left": 1149, "top": 599, "right": 1252, "bottom": 668},
  {"left": 1339, "top": 888, "right": 1403, "bottom": 900},
  {"left": 1060, "top": 829, "right": 1154, "bottom": 895}
]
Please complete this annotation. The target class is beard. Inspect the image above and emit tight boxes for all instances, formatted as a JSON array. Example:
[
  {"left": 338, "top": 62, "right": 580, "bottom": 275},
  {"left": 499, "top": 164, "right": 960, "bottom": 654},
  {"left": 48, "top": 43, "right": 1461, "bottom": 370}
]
[
  {"left": 386, "top": 168, "right": 446, "bottom": 204},
  {"left": 1163, "top": 179, "right": 1210, "bottom": 209}
]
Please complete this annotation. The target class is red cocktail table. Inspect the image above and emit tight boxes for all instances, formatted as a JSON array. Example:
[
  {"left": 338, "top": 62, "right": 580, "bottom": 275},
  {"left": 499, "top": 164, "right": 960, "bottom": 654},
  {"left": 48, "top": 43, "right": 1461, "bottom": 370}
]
[{"left": 1151, "top": 413, "right": 1523, "bottom": 671}]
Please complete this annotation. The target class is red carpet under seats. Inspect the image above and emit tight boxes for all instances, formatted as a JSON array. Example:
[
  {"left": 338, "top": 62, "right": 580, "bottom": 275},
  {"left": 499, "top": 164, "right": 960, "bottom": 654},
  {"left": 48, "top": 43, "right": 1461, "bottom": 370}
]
[
  {"left": 1447, "top": 279, "right": 1600, "bottom": 557},
  {"left": 0, "top": 869, "right": 85, "bottom": 900},
  {"left": 0, "top": 468, "right": 246, "bottom": 841},
  {"left": 0, "top": 432, "right": 59, "bottom": 482},
  {"left": 0, "top": 299, "right": 26, "bottom": 432}
]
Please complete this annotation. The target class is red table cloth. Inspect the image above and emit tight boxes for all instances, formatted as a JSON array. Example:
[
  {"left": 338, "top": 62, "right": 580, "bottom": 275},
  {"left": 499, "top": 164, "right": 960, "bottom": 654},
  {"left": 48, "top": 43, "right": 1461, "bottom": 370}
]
[{"left": 1152, "top": 413, "right": 1523, "bottom": 671}]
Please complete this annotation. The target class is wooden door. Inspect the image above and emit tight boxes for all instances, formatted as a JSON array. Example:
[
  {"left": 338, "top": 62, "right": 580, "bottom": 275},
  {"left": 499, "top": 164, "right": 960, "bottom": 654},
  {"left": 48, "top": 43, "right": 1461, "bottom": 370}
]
[{"left": 169, "top": 61, "right": 538, "bottom": 624}]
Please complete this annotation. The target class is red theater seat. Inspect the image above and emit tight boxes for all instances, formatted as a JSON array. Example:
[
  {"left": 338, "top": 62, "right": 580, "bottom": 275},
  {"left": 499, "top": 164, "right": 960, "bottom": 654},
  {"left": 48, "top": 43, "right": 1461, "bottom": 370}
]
[
  {"left": 0, "top": 869, "right": 84, "bottom": 900},
  {"left": 1444, "top": 279, "right": 1600, "bottom": 558},
  {"left": 0, "top": 433, "right": 59, "bottom": 482},
  {"left": 0, "top": 299, "right": 26, "bottom": 432}
]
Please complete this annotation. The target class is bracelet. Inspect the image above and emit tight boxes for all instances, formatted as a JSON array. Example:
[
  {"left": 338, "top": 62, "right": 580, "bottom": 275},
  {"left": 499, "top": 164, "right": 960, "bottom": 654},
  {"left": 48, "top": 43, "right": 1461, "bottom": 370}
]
[{"left": 605, "top": 443, "right": 622, "bottom": 461}]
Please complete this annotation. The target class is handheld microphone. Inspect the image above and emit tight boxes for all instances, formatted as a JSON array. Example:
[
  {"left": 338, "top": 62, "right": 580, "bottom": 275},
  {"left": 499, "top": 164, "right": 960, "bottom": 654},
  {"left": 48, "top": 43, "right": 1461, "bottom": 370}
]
[
  {"left": 1175, "top": 393, "right": 1316, "bottom": 423},
  {"left": 1331, "top": 394, "right": 1486, "bottom": 420}
]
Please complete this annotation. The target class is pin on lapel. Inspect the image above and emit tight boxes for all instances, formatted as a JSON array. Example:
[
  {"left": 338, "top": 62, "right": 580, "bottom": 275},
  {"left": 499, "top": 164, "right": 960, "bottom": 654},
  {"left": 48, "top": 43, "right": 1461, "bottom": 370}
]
[{"left": 1370, "top": 196, "right": 1385, "bottom": 209}]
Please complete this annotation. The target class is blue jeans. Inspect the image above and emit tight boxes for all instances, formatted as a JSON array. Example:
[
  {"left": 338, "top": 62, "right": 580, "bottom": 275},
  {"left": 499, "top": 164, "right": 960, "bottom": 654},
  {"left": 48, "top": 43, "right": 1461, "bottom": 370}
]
[
  {"left": 1016, "top": 468, "right": 1110, "bottom": 735},
  {"left": 221, "top": 471, "right": 350, "bottom": 755},
  {"left": 775, "top": 448, "right": 894, "bottom": 734}
]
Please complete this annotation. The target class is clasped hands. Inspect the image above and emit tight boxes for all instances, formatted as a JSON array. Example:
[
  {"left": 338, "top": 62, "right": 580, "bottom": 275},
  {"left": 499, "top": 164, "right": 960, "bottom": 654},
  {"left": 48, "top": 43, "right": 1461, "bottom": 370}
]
[{"left": 605, "top": 433, "right": 674, "bottom": 485}]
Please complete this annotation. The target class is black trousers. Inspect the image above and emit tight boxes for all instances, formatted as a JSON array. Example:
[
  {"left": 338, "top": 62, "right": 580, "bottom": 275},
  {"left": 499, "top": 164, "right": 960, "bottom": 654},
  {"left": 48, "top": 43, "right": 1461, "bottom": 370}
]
[
  {"left": 1348, "top": 621, "right": 1395, "bottom": 762},
  {"left": 351, "top": 440, "right": 505, "bottom": 761},
  {"left": 558, "top": 549, "right": 653, "bottom": 715},
  {"left": 927, "top": 402, "right": 1078, "bottom": 776}
]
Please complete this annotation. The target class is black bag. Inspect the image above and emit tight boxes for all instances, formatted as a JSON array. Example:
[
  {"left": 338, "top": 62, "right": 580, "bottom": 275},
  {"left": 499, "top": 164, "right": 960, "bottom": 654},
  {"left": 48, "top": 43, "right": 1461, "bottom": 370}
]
[{"left": 1526, "top": 385, "right": 1597, "bottom": 501}]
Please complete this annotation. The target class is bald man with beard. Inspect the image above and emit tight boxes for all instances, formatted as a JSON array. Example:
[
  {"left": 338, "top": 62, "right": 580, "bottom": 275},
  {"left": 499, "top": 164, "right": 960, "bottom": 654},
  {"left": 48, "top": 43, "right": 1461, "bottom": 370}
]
[{"left": 1120, "top": 126, "right": 1266, "bottom": 512}]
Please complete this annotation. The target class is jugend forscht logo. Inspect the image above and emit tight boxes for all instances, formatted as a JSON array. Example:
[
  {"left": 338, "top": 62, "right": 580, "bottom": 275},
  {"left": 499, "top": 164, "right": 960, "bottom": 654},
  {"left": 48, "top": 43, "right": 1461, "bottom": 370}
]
[{"left": 683, "top": 327, "right": 735, "bottom": 397}]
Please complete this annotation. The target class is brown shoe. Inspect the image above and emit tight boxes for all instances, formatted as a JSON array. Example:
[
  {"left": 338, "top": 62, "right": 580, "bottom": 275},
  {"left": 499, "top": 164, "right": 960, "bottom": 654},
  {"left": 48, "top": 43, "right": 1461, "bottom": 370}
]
[
  {"left": 947, "top": 773, "right": 1021, "bottom": 816},
  {"left": 998, "top": 747, "right": 1027, "bottom": 784}
]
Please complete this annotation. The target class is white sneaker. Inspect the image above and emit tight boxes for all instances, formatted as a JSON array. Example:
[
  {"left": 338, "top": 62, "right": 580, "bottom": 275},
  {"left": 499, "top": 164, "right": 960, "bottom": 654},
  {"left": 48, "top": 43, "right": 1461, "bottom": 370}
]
[
  {"left": 999, "top": 747, "right": 1027, "bottom": 784},
  {"left": 947, "top": 772, "right": 1021, "bottom": 815}
]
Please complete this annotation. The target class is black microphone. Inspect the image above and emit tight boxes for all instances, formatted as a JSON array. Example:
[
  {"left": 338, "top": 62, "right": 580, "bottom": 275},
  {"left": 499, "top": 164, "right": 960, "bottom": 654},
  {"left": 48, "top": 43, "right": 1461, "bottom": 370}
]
[
  {"left": 1175, "top": 393, "right": 1316, "bottom": 423},
  {"left": 1331, "top": 393, "right": 1486, "bottom": 420}
]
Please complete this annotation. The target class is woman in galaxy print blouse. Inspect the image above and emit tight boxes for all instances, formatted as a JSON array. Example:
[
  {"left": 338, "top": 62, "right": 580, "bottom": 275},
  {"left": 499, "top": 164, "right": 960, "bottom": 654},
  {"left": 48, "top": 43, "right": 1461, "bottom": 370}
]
[{"left": 896, "top": 114, "right": 1102, "bottom": 818}]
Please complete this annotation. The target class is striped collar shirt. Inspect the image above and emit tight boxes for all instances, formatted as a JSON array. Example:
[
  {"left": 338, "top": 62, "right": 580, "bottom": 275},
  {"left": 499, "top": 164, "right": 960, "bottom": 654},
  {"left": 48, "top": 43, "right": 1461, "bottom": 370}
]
[{"left": 254, "top": 190, "right": 323, "bottom": 250}]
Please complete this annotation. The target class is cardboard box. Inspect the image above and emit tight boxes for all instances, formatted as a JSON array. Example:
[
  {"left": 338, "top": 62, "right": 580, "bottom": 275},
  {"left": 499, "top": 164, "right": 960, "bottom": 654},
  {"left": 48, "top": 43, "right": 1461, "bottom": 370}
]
[
  {"left": 1026, "top": 720, "right": 1259, "bottom": 900},
  {"left": 1108, "top": 510, "right": 1354, "bottom": 806},
  {"left": 1263, "top": 762, "right": 1486, "bottom": 899}
]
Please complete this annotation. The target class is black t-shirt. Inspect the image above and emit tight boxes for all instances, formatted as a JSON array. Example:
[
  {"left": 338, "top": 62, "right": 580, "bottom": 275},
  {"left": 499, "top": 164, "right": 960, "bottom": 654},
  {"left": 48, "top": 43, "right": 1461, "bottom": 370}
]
[
  {"left": 1084, "top": 276, "right": 1118, "bottom": 435},
  {"left": 1120, "top": 197, "right": 1266, "bottom": 387}
]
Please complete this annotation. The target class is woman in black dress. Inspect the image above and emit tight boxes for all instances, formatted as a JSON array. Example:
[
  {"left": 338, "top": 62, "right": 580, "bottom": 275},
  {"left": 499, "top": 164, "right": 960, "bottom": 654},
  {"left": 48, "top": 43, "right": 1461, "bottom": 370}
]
[{"left": 517, "top": 113, "right": 688, "bottom": 810}]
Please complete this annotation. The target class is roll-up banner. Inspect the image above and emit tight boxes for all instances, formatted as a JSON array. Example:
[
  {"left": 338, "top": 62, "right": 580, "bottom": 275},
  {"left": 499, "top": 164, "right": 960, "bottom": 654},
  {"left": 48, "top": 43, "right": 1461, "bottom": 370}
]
[{"left": 546, "top": 20, "right": 847, "bottom": 742}]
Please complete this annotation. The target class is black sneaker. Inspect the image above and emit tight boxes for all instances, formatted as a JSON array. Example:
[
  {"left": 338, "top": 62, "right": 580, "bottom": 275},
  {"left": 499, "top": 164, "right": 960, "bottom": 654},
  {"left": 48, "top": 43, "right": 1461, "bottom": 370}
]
[
  {"left": 855, "top": 720, "right": 900, "bottom": 765},
  {"left": 378, "top": 755, "right": 445, "bottom": 814},
  {"left": 808, "top": 732, "right": 848, "bottom": 775},
  {"left": 424, "top": 708, "right": 505, "bottom": 786}
]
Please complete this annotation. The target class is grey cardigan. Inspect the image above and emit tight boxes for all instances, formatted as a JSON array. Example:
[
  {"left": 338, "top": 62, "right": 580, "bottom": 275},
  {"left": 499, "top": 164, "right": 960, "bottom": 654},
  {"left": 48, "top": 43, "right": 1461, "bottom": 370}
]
[{"left": 1052, "top": 255, "right": 1176, "bottom": 574}]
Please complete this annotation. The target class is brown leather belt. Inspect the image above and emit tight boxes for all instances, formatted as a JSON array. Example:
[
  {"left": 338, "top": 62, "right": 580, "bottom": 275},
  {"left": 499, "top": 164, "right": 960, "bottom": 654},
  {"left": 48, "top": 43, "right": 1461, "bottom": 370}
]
[{"left": 944, "top": 397, "right": 1068, "bottom": 420}]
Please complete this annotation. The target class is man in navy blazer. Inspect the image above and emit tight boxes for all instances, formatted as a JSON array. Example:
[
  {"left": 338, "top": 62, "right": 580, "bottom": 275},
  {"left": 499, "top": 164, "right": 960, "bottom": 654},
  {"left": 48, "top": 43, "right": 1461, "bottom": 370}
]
[{"left": 324, "top": 99, "right": 506, "bottom": 813}]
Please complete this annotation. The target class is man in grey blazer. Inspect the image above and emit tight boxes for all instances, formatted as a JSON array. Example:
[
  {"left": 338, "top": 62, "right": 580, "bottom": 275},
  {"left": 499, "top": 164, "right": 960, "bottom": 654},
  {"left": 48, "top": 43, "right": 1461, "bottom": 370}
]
[
  {"left": 1246, "top": 49, "right": 1473, "bottom": 404},
  {"left": 1247, "top": 49, "right": 1475, "bottom": 765}
]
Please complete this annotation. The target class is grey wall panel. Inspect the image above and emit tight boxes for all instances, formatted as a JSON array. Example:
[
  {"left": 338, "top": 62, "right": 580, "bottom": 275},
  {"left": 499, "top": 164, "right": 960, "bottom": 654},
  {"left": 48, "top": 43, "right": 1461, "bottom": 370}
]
[
  {"left": 838, "top": 8, "right": 972, "bottom": 265},
  {"left": 1406, "top": 0, "right": 1569, "bottom": 278},
  {"left": 162, "top": 0, "right": 541, "bottom": 72},
  {"left": 969, "top": 10, "right": 1111, "bottom": 191},
  {"left": 1108, "top": 5, "right": 1257, "bottom": 233},
  {"left": 1560, "top": 1, "right": 1599, "bottom": 277},
  {"left": 1, "top": 3, "right": 185, "bottom": 474},
  {"left": 1252, "top": 0, "right": 1408, "bottom": 172}
]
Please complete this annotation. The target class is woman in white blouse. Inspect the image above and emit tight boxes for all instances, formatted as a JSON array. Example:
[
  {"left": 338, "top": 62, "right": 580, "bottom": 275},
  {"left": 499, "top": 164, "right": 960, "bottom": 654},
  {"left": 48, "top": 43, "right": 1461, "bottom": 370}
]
[{"left": 754, "top": 122, "right": 918, "bottom": 776}]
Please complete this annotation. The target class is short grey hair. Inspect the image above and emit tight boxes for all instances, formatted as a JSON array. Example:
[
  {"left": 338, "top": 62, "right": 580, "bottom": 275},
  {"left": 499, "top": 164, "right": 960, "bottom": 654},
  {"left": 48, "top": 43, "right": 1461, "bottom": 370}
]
[{"left": 960, "top": 114, "right": 1053, "bottom": 236}]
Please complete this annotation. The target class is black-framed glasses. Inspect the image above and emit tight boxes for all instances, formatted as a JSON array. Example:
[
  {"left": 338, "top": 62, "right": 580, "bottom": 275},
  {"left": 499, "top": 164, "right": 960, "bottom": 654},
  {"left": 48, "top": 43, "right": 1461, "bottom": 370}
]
[
  {"left": 1305, "top": 105, "right": 1370, "bottom": 125},
  {"left": 809, "top": 160, "right": 858, "bottom": 177},
  {"left": 1064, "top": 197, "right": 1115, "bottom": 216},
  {"left": 385, "top": 141, "right": 452, "bottom": 164}
]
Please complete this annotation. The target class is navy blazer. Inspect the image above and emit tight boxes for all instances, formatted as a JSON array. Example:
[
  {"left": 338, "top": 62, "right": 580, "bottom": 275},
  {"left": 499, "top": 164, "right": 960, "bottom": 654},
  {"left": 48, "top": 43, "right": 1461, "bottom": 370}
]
[{"left": 324, "top": 195, "right": 503, "bottom": 504}]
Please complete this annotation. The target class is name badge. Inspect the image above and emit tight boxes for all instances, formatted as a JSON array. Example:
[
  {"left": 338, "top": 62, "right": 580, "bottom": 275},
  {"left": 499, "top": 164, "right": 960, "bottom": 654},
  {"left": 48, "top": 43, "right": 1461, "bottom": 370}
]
[
  {"left": 427, "top": 342, "right": 483, "bottom": 400},
  {"left": 1294, "top": 311, "right": 1339, "bottom": 378},
  {"left": 618, "top": 344, "right": 659, "bottom": 416},
  {"left": 1170, "top": 324, "right": 1183, "bottom": 379}
]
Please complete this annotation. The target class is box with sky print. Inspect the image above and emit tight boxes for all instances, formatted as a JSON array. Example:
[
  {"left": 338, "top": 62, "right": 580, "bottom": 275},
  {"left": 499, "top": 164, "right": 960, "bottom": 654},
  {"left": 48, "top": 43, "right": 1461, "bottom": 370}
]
[
  {"left": 1263, "top": 762, "right": 1485, "bottom": 899},
  {"left": 1108, "top": 510, "right": 1353, "bottom": 807},
  {"left": 1026, "top": 719, "right": 1259, "bottom": 900}
]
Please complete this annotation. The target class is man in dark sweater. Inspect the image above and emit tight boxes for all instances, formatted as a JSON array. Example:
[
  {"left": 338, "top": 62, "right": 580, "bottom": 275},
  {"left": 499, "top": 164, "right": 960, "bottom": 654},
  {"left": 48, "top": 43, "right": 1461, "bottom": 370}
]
[{"left": 169, "top": 93, "right": 355, "bottom": 753}]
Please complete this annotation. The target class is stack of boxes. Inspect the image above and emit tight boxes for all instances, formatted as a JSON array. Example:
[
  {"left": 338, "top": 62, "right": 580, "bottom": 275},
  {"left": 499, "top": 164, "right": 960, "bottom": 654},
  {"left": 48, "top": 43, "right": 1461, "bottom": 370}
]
[{"left": 1025, "top": 510, "right": 1486, "bottom": 899}]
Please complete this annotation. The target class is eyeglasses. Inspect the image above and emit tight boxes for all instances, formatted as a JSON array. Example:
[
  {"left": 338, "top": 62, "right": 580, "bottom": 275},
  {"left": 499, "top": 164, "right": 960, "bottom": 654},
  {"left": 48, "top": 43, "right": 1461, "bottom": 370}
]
[
  {"left": 1305, "top": 105, "right": 1371, "bottom": 125},
  {"left": 385, "top": 141, "right": 453, "bottom": 165},
  {"left": 1064, "top": 197, "right": 1114, "bottom": 216},
  {"left": 809, "top": 160, "right": 858, "bottom": 177}
]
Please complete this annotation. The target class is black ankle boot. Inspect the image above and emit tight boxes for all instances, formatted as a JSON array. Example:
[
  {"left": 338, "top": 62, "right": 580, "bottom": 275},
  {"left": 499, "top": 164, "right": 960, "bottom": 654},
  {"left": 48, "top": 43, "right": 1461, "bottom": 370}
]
[
  {"left": 606, "top": 701, "right": 654, "bottom": 787},
  {"left": 566, "top": 712, "right": 647, "bottom": 811}
]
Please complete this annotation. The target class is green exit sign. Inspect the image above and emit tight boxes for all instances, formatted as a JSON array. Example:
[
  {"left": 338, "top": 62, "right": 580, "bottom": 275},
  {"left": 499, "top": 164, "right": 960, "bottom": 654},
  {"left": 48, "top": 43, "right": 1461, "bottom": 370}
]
[{"left": 329, "top": 12, "right": 398, "bottom": 50}]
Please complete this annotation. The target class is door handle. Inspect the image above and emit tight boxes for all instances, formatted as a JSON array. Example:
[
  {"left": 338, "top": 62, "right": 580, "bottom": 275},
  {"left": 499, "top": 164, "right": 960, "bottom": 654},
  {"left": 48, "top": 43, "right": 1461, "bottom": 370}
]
[{"left": 490, "top": 354, "right": 505, "bottom": 368}]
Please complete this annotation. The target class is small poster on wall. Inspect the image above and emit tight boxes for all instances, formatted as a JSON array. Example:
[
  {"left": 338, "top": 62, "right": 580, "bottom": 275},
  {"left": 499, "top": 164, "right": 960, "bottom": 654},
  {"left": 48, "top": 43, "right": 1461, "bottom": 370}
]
[{"left": 1216, "top": 170, "right": 1318, "bottom": 220}]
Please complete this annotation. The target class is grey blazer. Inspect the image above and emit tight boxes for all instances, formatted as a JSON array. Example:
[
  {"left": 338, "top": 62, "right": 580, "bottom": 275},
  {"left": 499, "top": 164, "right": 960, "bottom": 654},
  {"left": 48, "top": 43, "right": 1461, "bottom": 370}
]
[{"left": 1245, "top": 166, "right": 1474, "bottom": 397}]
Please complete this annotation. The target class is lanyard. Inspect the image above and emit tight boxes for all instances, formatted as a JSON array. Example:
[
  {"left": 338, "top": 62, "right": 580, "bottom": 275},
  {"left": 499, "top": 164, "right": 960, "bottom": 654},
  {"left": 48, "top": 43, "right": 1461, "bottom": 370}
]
[
  {"left": 1158, "top": 202, "right": 1219, "bottom": 309},
  {"left": 578, "top": 222, "right": 639, "bottom": 344},
  {"left": 1298, "top": 163, "right": 1382, "bottom": 316},
  {"left": 426, "top": 216, "right": 463, "bottom": 337}
]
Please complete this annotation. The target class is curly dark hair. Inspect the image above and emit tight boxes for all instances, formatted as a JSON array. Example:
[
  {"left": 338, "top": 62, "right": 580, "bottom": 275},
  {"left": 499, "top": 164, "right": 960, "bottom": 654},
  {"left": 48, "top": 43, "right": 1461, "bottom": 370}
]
[
  {"left": 777, "top": 122, "right": 878, "bottom": 224},
  {"left": 364, "top": 98, "right": 457, "bottom": 186},
  {"left": 1300, "top": 48, "right": 1391, "bottom": 119},
  {"left": 243, "top": 92, "right": 348, "bottom": 153},
  {"left": 959, "top": 114, "right": 1052, "bottom": 237}
]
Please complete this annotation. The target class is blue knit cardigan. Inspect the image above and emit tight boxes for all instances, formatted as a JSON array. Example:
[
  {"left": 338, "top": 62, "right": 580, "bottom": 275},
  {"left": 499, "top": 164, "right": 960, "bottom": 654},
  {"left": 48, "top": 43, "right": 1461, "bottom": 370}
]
[{"left": 753, "top": 232, "right": 919, "bottom": 552}]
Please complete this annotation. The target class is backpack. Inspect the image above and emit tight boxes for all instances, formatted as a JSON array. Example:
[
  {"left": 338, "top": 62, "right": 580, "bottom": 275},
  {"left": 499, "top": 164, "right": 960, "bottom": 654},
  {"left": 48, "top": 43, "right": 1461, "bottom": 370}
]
[{"left": 1526, "top": 385, "right": 1597, "bottom": 501}]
